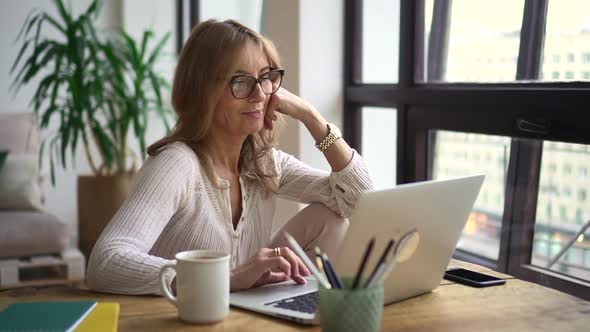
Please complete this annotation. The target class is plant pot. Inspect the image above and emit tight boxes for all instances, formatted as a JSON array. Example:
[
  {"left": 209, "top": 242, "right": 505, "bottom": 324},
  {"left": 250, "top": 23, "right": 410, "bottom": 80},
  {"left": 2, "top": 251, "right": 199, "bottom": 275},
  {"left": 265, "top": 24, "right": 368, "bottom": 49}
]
[{"left": 78, "top": 172, "right": 136, "bottom": 260}]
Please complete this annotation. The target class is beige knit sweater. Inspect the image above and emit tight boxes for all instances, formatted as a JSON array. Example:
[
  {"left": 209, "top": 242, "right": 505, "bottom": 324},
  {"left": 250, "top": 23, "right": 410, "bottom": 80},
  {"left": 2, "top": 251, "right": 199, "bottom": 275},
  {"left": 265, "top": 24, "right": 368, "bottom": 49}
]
[{"left": 86, "top": 141, "right": 373, "bottom": 295}]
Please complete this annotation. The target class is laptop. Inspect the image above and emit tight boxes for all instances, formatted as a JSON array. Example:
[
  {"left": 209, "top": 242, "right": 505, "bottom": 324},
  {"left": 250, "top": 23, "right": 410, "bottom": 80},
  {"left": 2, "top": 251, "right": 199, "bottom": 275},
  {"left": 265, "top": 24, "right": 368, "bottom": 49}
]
[{"left": 230, "top": 175, "right": 485, "bottom": 324}]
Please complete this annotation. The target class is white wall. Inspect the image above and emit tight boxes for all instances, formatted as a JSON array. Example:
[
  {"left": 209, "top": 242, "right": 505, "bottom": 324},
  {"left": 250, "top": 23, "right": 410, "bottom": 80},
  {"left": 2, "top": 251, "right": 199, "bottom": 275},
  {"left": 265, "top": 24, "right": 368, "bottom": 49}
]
[
  {"left": 299, "top": 0, "right": 344, "bottom": 170},
  {"left": 200, "top": 0, "right": 263, "bottom": 31}
]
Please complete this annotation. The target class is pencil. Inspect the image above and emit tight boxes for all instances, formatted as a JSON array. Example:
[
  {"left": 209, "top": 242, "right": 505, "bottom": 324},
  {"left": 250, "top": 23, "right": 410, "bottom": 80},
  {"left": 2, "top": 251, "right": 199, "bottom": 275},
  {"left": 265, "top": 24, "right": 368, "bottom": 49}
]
[
  {"left": 364, "top": 239, "right": 395, "bottom": 288},
  {"left": 322, "top": 253, "right": 343, "bottom": 289},
  {"left": 283, "top": 232, "right": 331, "bottom": 289},
  {"left": 314, "top": 247, "right": 332, "bottom": 289},
  {"left": 351, "top": 237, "right": 375, "bottom": 289}
]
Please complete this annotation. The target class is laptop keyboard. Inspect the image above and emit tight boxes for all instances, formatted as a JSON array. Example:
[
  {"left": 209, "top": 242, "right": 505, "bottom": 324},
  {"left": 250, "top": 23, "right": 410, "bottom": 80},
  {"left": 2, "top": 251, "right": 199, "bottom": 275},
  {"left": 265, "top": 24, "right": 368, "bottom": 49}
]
[{"left": 265, "top": 291, "right": 319, "bottom": 314}]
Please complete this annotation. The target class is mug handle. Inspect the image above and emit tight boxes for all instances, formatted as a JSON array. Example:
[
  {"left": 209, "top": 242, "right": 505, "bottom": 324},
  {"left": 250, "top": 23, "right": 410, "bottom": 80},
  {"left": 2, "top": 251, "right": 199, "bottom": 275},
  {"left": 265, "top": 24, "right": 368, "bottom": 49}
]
[{"left": 160, "top": 263, "right": 178, "bottom": 306}]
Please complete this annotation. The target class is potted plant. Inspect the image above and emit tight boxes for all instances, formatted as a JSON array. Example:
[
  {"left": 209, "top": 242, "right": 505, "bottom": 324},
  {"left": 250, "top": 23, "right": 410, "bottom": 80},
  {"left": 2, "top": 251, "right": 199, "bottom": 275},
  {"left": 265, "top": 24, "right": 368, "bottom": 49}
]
[{"left": 11, "top": 0, "right": 174, "bottom": 258}]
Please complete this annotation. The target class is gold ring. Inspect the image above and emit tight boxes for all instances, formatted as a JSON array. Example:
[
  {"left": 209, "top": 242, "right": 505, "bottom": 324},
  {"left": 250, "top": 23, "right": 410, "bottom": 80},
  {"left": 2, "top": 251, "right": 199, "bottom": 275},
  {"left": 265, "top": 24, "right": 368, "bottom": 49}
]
[{"left": 274, "top": 247, "right": 282, "bottom": 256}]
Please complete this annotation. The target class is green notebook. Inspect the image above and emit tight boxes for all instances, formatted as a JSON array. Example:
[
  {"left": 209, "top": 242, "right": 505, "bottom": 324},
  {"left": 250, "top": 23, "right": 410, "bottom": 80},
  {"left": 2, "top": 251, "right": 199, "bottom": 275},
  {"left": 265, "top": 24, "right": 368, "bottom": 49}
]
[{"left": 0, "top": 301, "right": 97, "bottom": 332}]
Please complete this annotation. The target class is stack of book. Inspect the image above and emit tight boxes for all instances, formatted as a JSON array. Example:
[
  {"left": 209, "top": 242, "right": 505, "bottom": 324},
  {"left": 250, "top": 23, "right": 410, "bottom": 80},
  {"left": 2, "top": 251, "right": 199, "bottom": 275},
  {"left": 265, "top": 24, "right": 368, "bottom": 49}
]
[{"left": 0, "top": 300, "right": 119, "bottom": 331}]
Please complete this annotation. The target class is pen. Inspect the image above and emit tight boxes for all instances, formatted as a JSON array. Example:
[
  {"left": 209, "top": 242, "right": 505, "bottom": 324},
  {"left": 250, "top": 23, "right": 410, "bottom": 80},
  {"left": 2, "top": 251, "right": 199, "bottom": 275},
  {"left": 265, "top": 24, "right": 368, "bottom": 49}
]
[
  {"left": 321, "top": 253, "right": 343, "bottom": 289},
  {"left": 364, "top": 239, "right": 395, "bottom": 288},
  {"left": 351, "top": 237, "right": 375, "bottom": 289},
  {"left": 283, "top": 232, "right": 331, "bottom": 289},
  {"left": 377, "top": 228, "right": 418, "bottom": 284},
  {"left": 366, "top": 264, "right": 386, "bottom": 288},
  {"left": 314, "top": 247, "right": 332, "bottom": 289}
]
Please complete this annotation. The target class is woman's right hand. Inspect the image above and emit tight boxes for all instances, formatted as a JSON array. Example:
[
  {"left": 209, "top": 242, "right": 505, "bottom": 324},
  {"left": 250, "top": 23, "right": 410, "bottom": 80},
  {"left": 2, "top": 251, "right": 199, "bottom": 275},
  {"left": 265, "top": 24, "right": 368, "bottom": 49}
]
[{"left": 230, "top": 247, "right": 311, "bottom": 292}]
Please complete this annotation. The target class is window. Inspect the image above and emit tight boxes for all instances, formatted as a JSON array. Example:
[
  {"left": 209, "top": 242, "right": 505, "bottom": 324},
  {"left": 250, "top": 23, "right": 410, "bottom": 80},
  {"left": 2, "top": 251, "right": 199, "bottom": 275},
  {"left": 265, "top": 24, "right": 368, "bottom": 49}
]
[
  {"left": 567, "top": 53, "right": 575, "bottom": 63},
  {"left": 419, "top": 0, "right": 524, "bottom": 82},
  {"left": 540, "top": 0, "right": 590, "bottom": 81},
  {"left": 362, "top": 107, "right": 398, "bottom": 189},
  {"left": 362, "top": 0, "right": 400, "bottom": 83},
  {"left": 431, "top": 131, "right": 510, "bottom": 261},
  {"left": 576, "top": 208, "right": 584, "bottom": 223},
  {"left": 559, "top": 205, "right": 568, "bottom": 220},
  {"left": 581, "top": 167, "right": 589, "bottom": 179},
  {"left": 345, "top": 0, "right": 590, "bottom": 300},
  {"left": 534, "top": 141, "right": 590, "bottom": 282}
]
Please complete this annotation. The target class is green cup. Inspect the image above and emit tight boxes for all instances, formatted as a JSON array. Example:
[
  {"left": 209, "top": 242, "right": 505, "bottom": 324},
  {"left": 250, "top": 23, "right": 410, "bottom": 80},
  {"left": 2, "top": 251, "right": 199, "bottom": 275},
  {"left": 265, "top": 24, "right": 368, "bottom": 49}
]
[{"left": 318, "top": 277, "right": 384, "bottom": 332}]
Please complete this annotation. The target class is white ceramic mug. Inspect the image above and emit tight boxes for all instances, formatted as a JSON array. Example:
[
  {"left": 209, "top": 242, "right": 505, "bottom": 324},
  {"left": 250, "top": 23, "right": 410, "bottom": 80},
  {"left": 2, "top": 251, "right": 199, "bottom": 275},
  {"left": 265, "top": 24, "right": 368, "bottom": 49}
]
[{"left": 159, "top": 250, "right": 230, "bottom": 324}]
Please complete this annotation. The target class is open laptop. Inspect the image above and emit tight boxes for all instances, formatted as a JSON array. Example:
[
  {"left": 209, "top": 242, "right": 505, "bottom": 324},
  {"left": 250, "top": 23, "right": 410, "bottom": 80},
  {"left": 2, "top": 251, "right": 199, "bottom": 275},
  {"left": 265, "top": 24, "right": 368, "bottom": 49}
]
[{"left": 230, "top": 175, "right": 485, "bottom": 324}]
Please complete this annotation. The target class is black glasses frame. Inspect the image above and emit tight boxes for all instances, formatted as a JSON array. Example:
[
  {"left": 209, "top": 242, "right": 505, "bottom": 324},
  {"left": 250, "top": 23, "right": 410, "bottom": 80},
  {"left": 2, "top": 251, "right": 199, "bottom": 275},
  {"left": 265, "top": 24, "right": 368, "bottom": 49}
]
[{"left": 228, "top": 69, "right": 285, "bottom": 99}]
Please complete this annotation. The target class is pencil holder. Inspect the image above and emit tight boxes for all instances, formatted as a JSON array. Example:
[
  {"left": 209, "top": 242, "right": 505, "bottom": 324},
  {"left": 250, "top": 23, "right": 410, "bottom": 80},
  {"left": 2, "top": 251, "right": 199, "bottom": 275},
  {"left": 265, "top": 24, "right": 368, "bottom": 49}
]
[{"left": 318, "top": 277, "right": 384, "bottom": 332}]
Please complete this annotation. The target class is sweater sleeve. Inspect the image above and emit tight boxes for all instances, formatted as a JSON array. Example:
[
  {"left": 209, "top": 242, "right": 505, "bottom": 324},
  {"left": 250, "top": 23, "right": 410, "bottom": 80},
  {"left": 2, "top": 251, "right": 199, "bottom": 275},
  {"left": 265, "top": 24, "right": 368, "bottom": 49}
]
[
  {"left": 274, "top": 149, "right": 374, "bottom": 217},
  {"left": 86, "top": 144, "right": 194, "bottom": 295}
]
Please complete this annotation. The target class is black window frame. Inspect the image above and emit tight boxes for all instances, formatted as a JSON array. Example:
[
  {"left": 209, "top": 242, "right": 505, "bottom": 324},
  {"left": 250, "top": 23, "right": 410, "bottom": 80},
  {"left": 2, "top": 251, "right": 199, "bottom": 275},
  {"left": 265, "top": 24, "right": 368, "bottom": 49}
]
[
  {"left": 344, "top": 0, "right": 590, "bottom": 300},
  {"left": 176, "top": 0, "right": 199, "bottom": 54}
]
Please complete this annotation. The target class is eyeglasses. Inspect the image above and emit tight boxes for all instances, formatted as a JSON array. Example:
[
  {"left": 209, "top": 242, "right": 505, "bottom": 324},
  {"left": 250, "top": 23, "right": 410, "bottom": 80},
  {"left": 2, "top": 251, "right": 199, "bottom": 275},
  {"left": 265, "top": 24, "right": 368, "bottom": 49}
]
[{"left": 228, "top": 69, "right": 285, "bottom": 99}]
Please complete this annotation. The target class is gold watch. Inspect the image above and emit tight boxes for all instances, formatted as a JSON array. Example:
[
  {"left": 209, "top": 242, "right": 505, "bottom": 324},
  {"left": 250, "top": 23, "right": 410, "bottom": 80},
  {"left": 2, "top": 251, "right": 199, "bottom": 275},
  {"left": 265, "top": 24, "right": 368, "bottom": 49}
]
[{"left": 315, "top": 123, "right": 342, "bottom": 152}]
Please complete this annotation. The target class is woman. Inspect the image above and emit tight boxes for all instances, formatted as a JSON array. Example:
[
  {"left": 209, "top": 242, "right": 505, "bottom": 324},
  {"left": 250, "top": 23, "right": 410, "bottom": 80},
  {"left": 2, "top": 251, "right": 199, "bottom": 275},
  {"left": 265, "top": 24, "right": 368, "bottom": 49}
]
[{"left": 86, "top": 19, "right": 373, "bottom": 295}]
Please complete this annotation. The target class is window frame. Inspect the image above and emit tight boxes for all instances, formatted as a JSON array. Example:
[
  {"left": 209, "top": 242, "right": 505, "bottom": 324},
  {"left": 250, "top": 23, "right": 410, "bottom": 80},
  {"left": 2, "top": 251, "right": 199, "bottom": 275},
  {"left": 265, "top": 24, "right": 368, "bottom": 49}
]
[
  {"left": 344, "top": 0, "right": 590, "bottom": 300},
  {"left": 176, "top": 0, "right": 199, "bottom": 54}
]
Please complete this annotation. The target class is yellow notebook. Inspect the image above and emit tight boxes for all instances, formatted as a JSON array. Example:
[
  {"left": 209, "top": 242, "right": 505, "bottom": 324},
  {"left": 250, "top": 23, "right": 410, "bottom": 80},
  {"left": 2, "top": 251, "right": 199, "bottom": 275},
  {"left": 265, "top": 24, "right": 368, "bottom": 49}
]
[{"left": 75, "top": 302, "right": 119, "bottom": 332}]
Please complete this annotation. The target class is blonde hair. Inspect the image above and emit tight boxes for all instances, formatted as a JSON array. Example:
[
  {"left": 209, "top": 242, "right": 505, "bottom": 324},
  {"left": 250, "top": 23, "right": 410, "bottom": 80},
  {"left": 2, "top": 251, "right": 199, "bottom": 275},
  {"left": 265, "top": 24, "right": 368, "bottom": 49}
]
[{"left": 147, "top": 19, "right": 284, "bottom": 195}]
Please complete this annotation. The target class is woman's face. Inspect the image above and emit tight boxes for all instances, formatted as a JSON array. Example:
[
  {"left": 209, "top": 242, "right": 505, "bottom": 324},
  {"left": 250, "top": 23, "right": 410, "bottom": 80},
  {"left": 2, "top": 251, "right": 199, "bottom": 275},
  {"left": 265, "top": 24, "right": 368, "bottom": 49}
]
[{"left": 211, "top": 43, "right": 271, "bottom": 139}]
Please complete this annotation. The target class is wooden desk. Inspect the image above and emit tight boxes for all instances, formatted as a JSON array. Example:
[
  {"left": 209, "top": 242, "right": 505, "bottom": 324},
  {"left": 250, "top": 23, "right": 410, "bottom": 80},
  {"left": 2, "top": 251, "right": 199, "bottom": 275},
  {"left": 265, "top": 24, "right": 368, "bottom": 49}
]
[{"left": 1, "top": 260, "right": 588, "bottom": 331}]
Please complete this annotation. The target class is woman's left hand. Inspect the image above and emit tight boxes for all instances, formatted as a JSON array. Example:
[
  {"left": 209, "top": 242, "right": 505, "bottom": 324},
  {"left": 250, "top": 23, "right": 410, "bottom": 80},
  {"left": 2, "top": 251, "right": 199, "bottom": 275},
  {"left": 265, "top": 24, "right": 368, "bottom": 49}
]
[{"left": 264, "top": 88, "right": 317, "bottom": 130}]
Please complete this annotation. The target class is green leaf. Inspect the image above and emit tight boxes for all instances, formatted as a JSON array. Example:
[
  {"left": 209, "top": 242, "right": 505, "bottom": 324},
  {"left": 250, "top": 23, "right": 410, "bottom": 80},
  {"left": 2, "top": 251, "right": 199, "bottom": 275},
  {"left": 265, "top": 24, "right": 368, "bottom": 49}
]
[
  {"left": 16, "top": 10, "right": 40, "bottom": 41},
  {"left": 33, "top": 72, "right": 58, "bottom": 111},
  {"left": 157, "top": 106, "right": 172, "bottom": 133},
  {"left": 47, "top": 56, "right": 63, "bottom": 111},
  {"left": 39, "top": 140, "right": 46, "bottom": 171},
  {"left": 10, "top": 40, "right": 31, "bottom": 73},
  {"left": 92, "top": 124, "right": 115, "bottom": 168},
  {"left": 0, "top": 151, "right": 8, "bottom": 172},
  {"left": 121, "top": 30, "right": 140, "bottom": 67},
  {"left": 42, "top": 13, "right": 66, "bottom": 34},
  {"left": 21, "top": 40, "right": 58, "bottom": 83},
  {"left": 139, "top": 29, "right": 154, "bottom": 60},
  {"left": 60, "top": 113, "right": 71, "bottom": 168},
  {"left": 33, "top": 11, "right": 44, "bottom": 48},
  {"left": 40, "top": 105, "right": 57, "bottom": 127},
  {"left": 148, "top": 71, "right": 163, "bottom": 106},
  {"left": 49, "top": 152, "right": 56, "bottom": 186},
  {"left": 48, "top": 135, "right": 59, "bottom": 185},
  {"left": 146, "top": 32, "right": 171, "bottom": 66},
  {"left": 83, "top": 0, "right": 100, "bottom": 18},
  {"left": 12, "top": 54, "right": 33, "bottom": 87},
  {"left": 131, "top": 111, "right": 147, "bottom": 159},
  {"left": 70, "top": 114, "right": 81, "bottom": 165},
  {"left": 105, "top": 100, "right": 118, "bottom": 140},
  {"left": 53, "top": 0, "right": 72, "bottom": 26},
  {"left": 148, "top": 72, "right": 171, "bottom": 131}
]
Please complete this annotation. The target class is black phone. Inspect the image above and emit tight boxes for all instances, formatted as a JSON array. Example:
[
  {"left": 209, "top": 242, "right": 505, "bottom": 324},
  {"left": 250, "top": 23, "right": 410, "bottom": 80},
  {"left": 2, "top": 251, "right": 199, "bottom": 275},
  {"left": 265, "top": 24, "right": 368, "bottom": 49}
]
[{"left": 444, "top": 267, "right": 506, "bottom": 287}]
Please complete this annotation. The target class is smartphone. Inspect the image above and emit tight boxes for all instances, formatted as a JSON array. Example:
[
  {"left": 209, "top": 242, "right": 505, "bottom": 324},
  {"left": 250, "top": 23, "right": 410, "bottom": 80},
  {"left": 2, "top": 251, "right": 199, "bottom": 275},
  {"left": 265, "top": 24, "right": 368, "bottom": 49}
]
[{"left": 444, "top": 267, "right": 506, "bottom": 287}]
